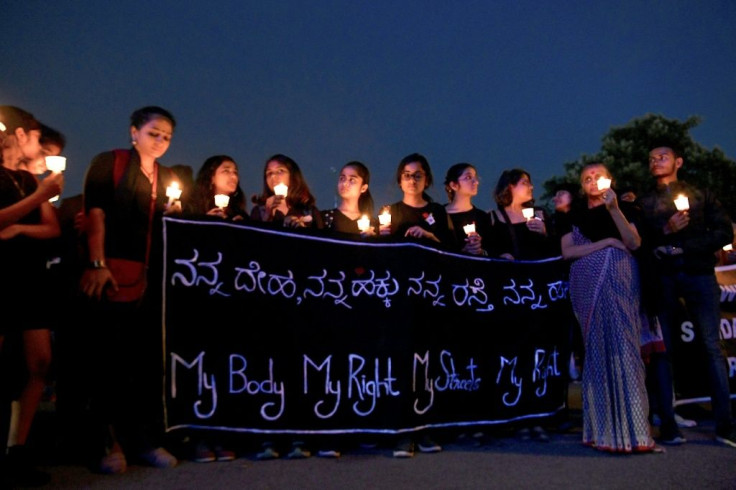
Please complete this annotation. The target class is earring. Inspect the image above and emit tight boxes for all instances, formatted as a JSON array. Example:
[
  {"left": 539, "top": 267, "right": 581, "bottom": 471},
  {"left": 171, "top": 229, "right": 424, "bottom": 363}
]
[{"left": 132, "top": 140, "right": 137, "bottom": 145}]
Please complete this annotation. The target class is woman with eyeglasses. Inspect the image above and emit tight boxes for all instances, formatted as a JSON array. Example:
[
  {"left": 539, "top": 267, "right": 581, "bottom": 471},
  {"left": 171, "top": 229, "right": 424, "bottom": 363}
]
[
  {"left": 250, "top": 153, "right": 324, "bottom": 229},
  {"left": 381, "top": 153, "right": 455, "bottom": 251},
  {"left": 321, "top": 161, "right": 376, "bottom": 237},
  {"left": 443, "top": 162, "right": 494, "bottom": 256}
]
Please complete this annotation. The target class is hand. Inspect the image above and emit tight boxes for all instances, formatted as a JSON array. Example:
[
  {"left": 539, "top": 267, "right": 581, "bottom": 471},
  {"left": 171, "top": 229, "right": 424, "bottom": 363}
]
[
  {"left": 266, "top": 195, "right": 287, "bottom": 217},
  {"left": 462, "top": 233, "right": 483, "bottom": 255},
  {"left": 80, "top": 267, "right": 117, "bottom": 301},
  {"left": 665, "top": 211, "right": 690, "bottom": 234},
  {"left": 164, "top": 200, "right": 182, "bottom": 215},
  {"left": 602, "top": 189, "right": 619, "bottom": 210},
  {"left": 206, "top": 207, "right": 227, "bottom": 219},
  {"left": 605, "top": 237, "right": 630, "bottom": 252},
  {"left": 525, "top": 218, "right": 547, "bottom": 236},
  {"left": 0, "top": 224, "right": 20, "bottom": 240},
  {"left": 359, "top": 226, "right": 377, "bottom": 238},
  {"left": 37, "top": 172, "right": 64, "bottom": 201},
  {"left": 379, "top": 223, "right": 391, "bottom": 236}
]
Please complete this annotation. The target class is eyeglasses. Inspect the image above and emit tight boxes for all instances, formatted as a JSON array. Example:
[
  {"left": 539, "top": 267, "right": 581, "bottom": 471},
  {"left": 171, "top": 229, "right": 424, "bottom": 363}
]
[
  {"left": 459, "top": 175, "right": 480, "bottom": 183},
  {"left": 401, "top": 171, "right": 426, "bottom": 182},
  {"left": 266, "top": 168, "right": 289, "bottom": 179}
]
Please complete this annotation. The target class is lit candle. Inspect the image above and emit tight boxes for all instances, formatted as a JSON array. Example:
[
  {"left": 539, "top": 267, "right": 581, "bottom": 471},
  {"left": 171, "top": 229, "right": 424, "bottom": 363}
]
[
  {"left": 214, "top": 194, "right": 230, "bottom": 209},
  {"left": 378, "top": 210, "right": 391, "bottom": 226},
  {"left": 596, "top": 176, "right": 611, "bottom": 191},
  {"left": 49, "top": 195, "right": 59, "bottom": 203},
  {"left": 522, "top": 207, "right": 535, "bottom": 220},
  {"left": 45, "top": 155, "right": 67, "bottom": 173},
  {"left": 357, "top": 215, "right": 371, "bottom": 232},
  {"left": 674, "top": 194, "right": 689, "bottom": 211},
  {"left": 166, "top": 181, "right": 182, "bottom": 205},
  {"left": 463, "top": 223, "right": 476, "bottom": 236},
  {"left": 723, "top": 244, "right": 733, "bottom": 251},
  {"left": 273, "top": 182, "right": 288, "bottom": 197}
]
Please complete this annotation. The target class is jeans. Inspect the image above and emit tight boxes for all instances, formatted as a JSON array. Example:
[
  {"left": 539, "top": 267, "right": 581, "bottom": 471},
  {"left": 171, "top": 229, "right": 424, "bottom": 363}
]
[{"left": 656, "top": 272, "right": 733, "bottom": 434}]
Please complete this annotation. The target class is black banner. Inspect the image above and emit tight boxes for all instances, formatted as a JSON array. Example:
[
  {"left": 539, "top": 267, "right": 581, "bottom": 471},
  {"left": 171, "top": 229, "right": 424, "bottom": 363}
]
[{"left": 162, "top": 218, "right": 572, "bottom": 435}]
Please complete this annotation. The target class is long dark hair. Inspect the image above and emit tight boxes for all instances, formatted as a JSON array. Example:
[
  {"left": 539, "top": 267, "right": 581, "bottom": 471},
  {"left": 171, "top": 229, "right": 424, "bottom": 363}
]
[
  {"left": 129, "top": 106, "right": 176, "bottom": 130},
  {"left": 190, "top": 155, "right": 246, "bottom": 218},
  {"left": 342, "top": 161, "right": 375, "bottom": 216},
  {"left": 252, "top": 153, "right": 317, "bottom": 211},
  {"left": 444, "top": 162, "right": 476, "bottom": 202}
]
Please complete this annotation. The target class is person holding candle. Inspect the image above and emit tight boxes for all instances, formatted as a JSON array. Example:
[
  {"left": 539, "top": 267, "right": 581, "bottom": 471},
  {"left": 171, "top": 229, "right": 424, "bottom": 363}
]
[
  {"left": 321, "top": 161, "right": 376, "bottom": 238},
  {"left": 557, "top": 162, "right": 659, "bottom": 453},
  {"left": 382, "top": 153, "right": 456, "bottom": 254},
  {"left": 443, "top": 162, "right": 493, "bottom": 256},
  {"left": 637, "top": 143, "right": 736, "bottom": 448},
  {"left": 250, "top": 153, "right": 323, "bottom": 230},
  {"left": 79, "top": 106, "right": 181, "bottom": 474},
  {"left": 185, "top": 155, "right": 248, "bottom": 222},
  {"left": 0, "top": 105, "right": 64, "bottom": 487},
  {"left": 489, "top": 168, "right": 557, "bottom": 261}
]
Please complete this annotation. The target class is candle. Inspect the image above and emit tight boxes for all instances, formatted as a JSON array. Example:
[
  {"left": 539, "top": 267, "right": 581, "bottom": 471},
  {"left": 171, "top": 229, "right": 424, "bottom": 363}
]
[
  {"left": 49, "top": 195, "right": 59, "bottom": 203},
  {"left": 463, "top": 223, "right": 476, "bottom": 236},
  {"left": 674, "top": 194, "right": 689, "bottom": 211},
  {"left": 522, "top": 207, "right": 535, "bottom": 220},
  {"left": 378, "top": 210, "right": 391, "bottom": 226},
  {"left": 596, "top": 176, "right": 611, "bottom": 191},
  {"left": 273, "top": 182, "right": 288, "bottom": 197},
  {"left": 45, "top": 155, "right": 67, "bottom": 173},
  {"left": 166, "top": 181, "right": 182, "bottom": 205},
  {"left": 357, "top": 215, "right": 371, "bottom": 232},
  {"left": 723, "top": 244, "right": 733, "bottom": 252},
  {"left": 214, "top": 194, "right": 230, "bottom": 209}
]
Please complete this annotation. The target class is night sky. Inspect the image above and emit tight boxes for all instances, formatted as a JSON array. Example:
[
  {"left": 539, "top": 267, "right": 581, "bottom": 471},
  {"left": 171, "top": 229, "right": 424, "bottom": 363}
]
[{"left": 3, "top": 1, "right": 735, "bottom": 211}]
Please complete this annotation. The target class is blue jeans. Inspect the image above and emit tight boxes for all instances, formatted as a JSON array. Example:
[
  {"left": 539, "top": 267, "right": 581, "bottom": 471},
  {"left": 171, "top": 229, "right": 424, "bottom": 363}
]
[{"left": 657, "top": 272, "right": 733, "bottom": 434}]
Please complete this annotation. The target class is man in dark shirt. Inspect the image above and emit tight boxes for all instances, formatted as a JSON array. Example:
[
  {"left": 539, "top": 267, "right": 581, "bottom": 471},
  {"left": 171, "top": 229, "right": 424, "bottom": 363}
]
[{"left": 637, "top": 143, "right": 735, "bottom": 448}]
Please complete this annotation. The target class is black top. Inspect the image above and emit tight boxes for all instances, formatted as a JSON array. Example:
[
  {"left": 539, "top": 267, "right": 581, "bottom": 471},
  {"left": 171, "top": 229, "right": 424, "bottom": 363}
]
[
  {"left": 388, "top": 201, "right": 457, "bottom": 250},
  {"left": 557, "top": 200, "right": 641, "bottom": 243},
  {"left": 446, "top": 206, "right": 494, "bottom": 255},
  {"left": 489, "top": 208, "right": 559, "bottom": 260}
]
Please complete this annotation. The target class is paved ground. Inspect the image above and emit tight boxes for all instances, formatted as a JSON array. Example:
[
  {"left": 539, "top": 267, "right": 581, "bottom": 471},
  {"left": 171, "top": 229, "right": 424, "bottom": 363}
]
[{"left": 21, "top": 384, "right": 736, "bottom": 489}]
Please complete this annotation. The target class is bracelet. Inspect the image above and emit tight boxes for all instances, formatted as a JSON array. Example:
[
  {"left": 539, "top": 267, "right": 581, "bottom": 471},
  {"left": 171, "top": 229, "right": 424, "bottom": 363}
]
[{"left": 88, "top": 260, "right": 107, "bottom": 269}]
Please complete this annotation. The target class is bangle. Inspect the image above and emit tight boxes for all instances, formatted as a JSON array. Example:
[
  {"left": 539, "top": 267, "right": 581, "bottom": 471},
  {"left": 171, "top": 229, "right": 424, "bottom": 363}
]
[{"left": 89, "top": 260, "right": 107, "bottom": 269}]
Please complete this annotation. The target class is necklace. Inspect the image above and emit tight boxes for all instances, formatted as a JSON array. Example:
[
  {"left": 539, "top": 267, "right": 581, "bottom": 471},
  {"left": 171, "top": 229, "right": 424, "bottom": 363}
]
[{"left": 140, "top": 165, "right": 155, "bottom": 182}]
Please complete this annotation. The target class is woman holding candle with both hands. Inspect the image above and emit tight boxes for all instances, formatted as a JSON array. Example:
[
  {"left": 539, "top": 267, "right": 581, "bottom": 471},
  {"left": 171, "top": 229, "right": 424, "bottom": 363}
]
[
  {"left": 185, "top": 155, "right": 248, "bottom": 221},
  {"left": 557, "top": 162, "right": 659, "bottom": 453},
  {"left": 250, "top": 153, "right": 324, "bottom": 229}
]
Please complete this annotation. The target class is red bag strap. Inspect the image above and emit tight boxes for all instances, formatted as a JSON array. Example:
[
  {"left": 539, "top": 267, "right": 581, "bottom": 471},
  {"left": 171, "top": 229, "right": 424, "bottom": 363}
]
[{"left": 112, "top": 149, "right": 131, "bottom": 189}]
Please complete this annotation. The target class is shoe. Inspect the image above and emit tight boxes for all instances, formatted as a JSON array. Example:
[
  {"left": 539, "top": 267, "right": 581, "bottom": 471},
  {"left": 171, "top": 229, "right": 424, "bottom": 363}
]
[
  {"left": 99, "top": 450, "right": 128, "bottom": 475},
  {"left": 531, "top": 426, "right": 550, "bottom": 442},
  {"left": 6, "top": 445, "right": 53, "bottom": 486},
  {"left": 287, "top": 442, "right": 311, "bottom": 459},
  {"left": 193, "top": 442, "right": 216, "bottom": 463},
  {"left": 715, "top": 428, "right": 736, "bottom": 448},
  {"left": 256, "top": 443, "right": 280, "bottom": 460},
  {"left": 417, "top": 434, "right": 442, "bottom": 453},
  {"left": 675, "top": 413, "right": 697, "bottom": 428},
  {"left": 392, "top": 438, "right": 414, "bottom": 458},
  {"left": 317, "top": 449, "right": 341, "bottom": 458},
  {"left": 659, "top": 426, "right": 687, "bottom": 445},
  {"left": 140, "top": 447, "right": 178, "bottom": 468},
  {"left": 214, "top": 445, "right": 236, "bottom": 462}
]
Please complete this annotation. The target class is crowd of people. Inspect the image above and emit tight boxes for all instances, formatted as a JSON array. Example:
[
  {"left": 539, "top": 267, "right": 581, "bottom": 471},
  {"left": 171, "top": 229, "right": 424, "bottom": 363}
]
[{"left": 1, "top": 104, "right": 735, "bottom": 487}]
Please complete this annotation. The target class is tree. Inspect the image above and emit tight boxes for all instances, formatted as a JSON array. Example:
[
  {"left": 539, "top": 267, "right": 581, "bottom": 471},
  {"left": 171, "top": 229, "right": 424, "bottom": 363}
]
[{"left": 541, "top": 114, "right": 736, "bottom": 218}]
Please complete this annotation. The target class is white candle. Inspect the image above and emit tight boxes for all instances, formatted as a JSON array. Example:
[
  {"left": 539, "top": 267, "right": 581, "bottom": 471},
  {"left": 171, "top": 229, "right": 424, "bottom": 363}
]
[
  {"left": 463, "top": 223, "right": 476, "bottom": 235},
  {"left": 274, "top": 182, "right": 288, "bottom": 197},
  {"left": 522, "top": 207, "right": 535, "bottom": 220},
  {"left": 723, "top": 244, "right": 733, "bottom": 251},
  {"left": 166, "top": 182, "right": 182, "bottom": 205},
  {"left": 45, "top": 155, "right": 66, "bottom": 173},
  {"left": 596, "top": 177, "right": 611, "bottom": 191},
  {"left": 357, "top": 215, "right": 371, "bottom": 232},
  {"left": 214, "top": 194, "right": 230, "bottom": 209},
  {"left": 674, "top": 194, "right": 689, "bottom": 211},
  {"left": 378, "top": 210, "right": 391, "bottom": 226},
  {"left": 49, "top": 195, "right": 59, "bottom": 203}
]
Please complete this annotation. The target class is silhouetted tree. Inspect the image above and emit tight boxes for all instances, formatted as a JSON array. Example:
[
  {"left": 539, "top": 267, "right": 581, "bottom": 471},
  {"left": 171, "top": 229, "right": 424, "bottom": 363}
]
[{"left": 542, "top": 113, "right": 736, "bottom": 218}]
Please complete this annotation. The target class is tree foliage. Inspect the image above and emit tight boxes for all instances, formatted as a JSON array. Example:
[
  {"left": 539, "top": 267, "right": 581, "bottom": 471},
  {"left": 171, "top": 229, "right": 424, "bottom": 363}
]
[{"left": 541, "top": 114, "right": 736, "bottom": 218}]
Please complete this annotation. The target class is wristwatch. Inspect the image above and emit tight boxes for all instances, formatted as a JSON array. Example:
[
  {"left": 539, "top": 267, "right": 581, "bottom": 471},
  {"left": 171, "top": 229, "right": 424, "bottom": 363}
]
[{"left": 89, "top": 259, "right": 107, "bottom": 269}]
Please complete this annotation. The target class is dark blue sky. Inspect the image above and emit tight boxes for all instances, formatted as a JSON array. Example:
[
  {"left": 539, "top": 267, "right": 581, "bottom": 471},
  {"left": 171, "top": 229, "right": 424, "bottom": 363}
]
[{"left": 3, "top": 1, "right": 735, "bottom": 211}]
